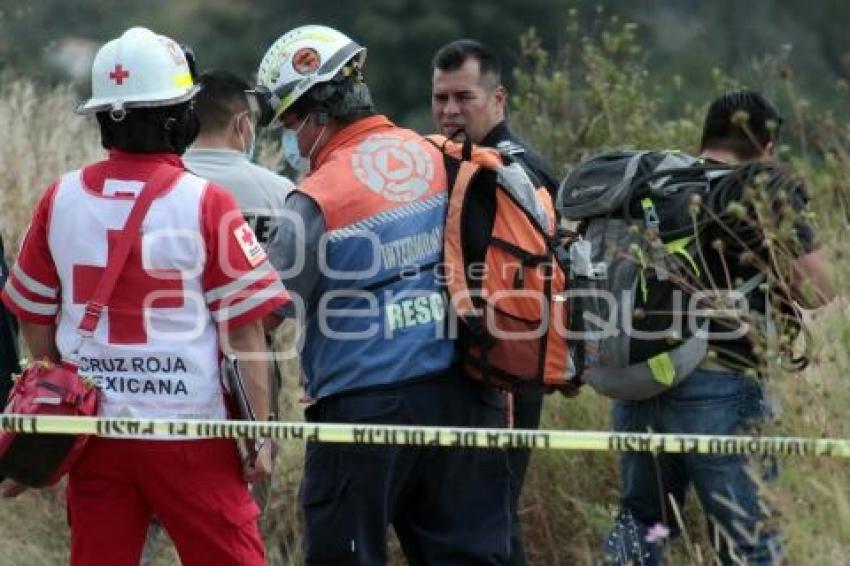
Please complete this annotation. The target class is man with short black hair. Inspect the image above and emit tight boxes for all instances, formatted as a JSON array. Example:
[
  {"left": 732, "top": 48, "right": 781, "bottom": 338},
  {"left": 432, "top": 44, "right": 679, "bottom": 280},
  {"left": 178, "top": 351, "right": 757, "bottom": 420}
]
[
  {"left": 432, "top": 38, "right": 560, "bottom": 566},
  {"left": 185, "top": 70, "right": 294, "bottom": 247},
  {"left": 603, "top": 90, "right": 833, "bottom": 565},
  {"left": 700, "top": 90, "right": 783, "bottom": 161},
  {"left": 185, "top": 70, "right": 295, "bottom": 432},
  {"left": 432, "top": 39, "right": 558, "bottom": 197}
]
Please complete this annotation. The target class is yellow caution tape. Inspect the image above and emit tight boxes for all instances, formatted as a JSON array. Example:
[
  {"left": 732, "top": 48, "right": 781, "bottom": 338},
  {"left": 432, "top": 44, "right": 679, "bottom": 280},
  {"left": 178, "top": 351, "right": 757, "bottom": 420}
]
[{"left": 2, "top": 414, "right": 849, "bottom": 457}]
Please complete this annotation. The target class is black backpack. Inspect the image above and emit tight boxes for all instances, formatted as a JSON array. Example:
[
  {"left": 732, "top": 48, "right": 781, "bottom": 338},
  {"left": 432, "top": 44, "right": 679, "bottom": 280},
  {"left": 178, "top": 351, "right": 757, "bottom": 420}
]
[{"left": 557, "top": 151, "right": 765, "bottom": 399}]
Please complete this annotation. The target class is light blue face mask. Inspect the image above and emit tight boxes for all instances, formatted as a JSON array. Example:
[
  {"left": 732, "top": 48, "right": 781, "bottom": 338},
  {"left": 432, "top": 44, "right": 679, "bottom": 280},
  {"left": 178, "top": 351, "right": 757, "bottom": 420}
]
[{"left": 281, "top": 116, "right": 310, "bottom": 174}]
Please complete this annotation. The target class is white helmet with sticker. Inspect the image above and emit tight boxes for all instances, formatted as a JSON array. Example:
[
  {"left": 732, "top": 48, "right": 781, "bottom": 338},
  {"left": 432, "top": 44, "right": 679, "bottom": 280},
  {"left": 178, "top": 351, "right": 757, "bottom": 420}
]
[
  {"left": 77, "top": 27, "right": 199, "bottom": 115},
  {"left": 255, "top": 25, "right": 366, "bottom": 125}
]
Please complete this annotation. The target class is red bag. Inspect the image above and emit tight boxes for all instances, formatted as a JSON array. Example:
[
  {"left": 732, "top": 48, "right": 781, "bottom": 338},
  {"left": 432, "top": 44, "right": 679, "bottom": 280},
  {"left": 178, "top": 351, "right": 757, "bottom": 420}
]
[
  {"left": 0, "top": 165, "right": 183, "bottom": 487},
  {"left": 0, "top": 360, "right": 98, "bottom": 486}
]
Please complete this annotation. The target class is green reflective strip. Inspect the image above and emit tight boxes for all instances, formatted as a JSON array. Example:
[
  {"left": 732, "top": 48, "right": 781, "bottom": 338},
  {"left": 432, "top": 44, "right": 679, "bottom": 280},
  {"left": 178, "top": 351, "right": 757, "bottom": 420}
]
[
  {"left": 634, "top": 246, "right": 648, "bottom": 268},
  {"left": 664, "top": 236, "right": 700, "bottom": 275},
  {"left": 648, "top": 352, "right": 676, "bottom": 386},
  {"left": 634, "top": 247, "right": 649, "bottom": 302},
  {"left": 641, "top": 197, "right": 653, "bottom": 210}
]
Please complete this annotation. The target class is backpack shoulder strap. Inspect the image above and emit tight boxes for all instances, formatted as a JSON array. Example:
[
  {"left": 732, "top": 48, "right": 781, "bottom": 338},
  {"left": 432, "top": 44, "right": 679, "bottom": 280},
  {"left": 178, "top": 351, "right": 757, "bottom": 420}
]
[
  {"left": 425, "top": 134, "right": 503, "bottom": 169},
  {"left": 425, "top": 135, "right": 489, "bottom": 318},
  {"left": 444, "top": 159, "right": 484, "bottom": 319}
]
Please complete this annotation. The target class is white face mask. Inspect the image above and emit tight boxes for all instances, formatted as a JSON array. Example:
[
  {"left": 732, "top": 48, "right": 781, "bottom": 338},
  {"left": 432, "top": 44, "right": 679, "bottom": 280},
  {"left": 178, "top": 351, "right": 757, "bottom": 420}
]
[
  {"left": 281, "top": 115, "right": 311, "bottom": 174},
  {"left": 281, "top": 114, "right": 329, "bottom": 175},
  {"left": 238, "top": 112, "right": 256, "bottom": 160}
]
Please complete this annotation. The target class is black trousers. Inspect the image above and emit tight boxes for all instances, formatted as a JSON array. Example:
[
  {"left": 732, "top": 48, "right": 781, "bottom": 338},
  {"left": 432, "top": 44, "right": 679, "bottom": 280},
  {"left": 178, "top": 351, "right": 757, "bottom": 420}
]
[
  {"left": 506, "top": 389, "right": 544, "bottom": 566},
  {"left": 301, "top": 375, "right": 511, "bottom": 565}
]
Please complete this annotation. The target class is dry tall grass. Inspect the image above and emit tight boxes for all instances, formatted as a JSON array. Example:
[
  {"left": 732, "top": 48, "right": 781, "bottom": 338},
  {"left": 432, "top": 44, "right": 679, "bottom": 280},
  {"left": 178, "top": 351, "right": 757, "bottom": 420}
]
[{"left": 0, "top": 78, "right": 102, "bottom": 244}]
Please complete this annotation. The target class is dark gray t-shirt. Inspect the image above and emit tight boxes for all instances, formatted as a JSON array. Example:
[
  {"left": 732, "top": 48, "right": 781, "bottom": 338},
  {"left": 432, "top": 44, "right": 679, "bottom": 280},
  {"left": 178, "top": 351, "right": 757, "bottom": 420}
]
[
  {"left": 265, "top": 192, "right": 326, "bottom": 319},
  {"left": 701, "top": 163, "right": 817, "bottom": 369},
  {"left": 184, "top": 148, "right": 294, "bottom": 246}
]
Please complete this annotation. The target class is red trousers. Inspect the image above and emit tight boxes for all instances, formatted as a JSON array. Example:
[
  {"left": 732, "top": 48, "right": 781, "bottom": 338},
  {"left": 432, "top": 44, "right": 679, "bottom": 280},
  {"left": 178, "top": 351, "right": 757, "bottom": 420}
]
[{"left": 67, "top": 437, "right": 265, "bottom": 566}]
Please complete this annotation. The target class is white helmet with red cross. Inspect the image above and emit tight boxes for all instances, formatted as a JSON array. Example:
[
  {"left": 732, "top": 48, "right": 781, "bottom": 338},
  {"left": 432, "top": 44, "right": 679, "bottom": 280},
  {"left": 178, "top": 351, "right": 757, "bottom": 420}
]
[
  {"left": 255, "top": 25, "right": 366, "bottom": 125},
  {"left": 77, "top": 27, "right": 200, "bottom": 115}
]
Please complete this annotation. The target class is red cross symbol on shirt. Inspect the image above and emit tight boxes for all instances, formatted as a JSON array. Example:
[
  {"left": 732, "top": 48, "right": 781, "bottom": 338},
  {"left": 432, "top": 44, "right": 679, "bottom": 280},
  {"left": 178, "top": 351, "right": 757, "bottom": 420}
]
[
  {"left": 109, "top": 64, "right": 130, "bottom": 85},
  {"left": 240, "top": 226, "right": 256, "bottom": 246},
  {"left": 73, "top": 230, "right": 184, "bottom": 344}
]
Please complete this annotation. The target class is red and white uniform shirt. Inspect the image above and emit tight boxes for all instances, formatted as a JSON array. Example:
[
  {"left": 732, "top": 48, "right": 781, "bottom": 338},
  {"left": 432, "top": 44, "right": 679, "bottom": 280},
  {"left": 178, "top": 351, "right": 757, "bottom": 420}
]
[{"left": 2, "top": 151, "right": 288, "bottom": 422}]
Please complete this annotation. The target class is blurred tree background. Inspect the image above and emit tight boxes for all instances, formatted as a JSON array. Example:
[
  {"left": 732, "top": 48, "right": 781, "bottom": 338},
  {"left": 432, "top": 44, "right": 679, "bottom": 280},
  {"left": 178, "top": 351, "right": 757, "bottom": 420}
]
[{"left": 2, "top": 0, "right": 850, "bottom": 132}]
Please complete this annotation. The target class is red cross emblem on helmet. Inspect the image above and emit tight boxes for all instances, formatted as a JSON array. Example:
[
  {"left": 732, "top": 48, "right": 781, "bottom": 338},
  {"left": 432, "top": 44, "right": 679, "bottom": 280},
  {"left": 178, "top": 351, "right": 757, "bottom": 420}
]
[{"left": 109, "top": 64, "right": 130, "bottom": 85}]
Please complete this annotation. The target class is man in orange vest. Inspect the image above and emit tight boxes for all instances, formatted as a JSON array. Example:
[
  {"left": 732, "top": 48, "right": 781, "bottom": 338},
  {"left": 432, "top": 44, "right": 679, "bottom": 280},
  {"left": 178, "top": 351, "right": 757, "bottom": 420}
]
[{"left": 255, "top": 25, "right": 512, "bottom": 565}]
